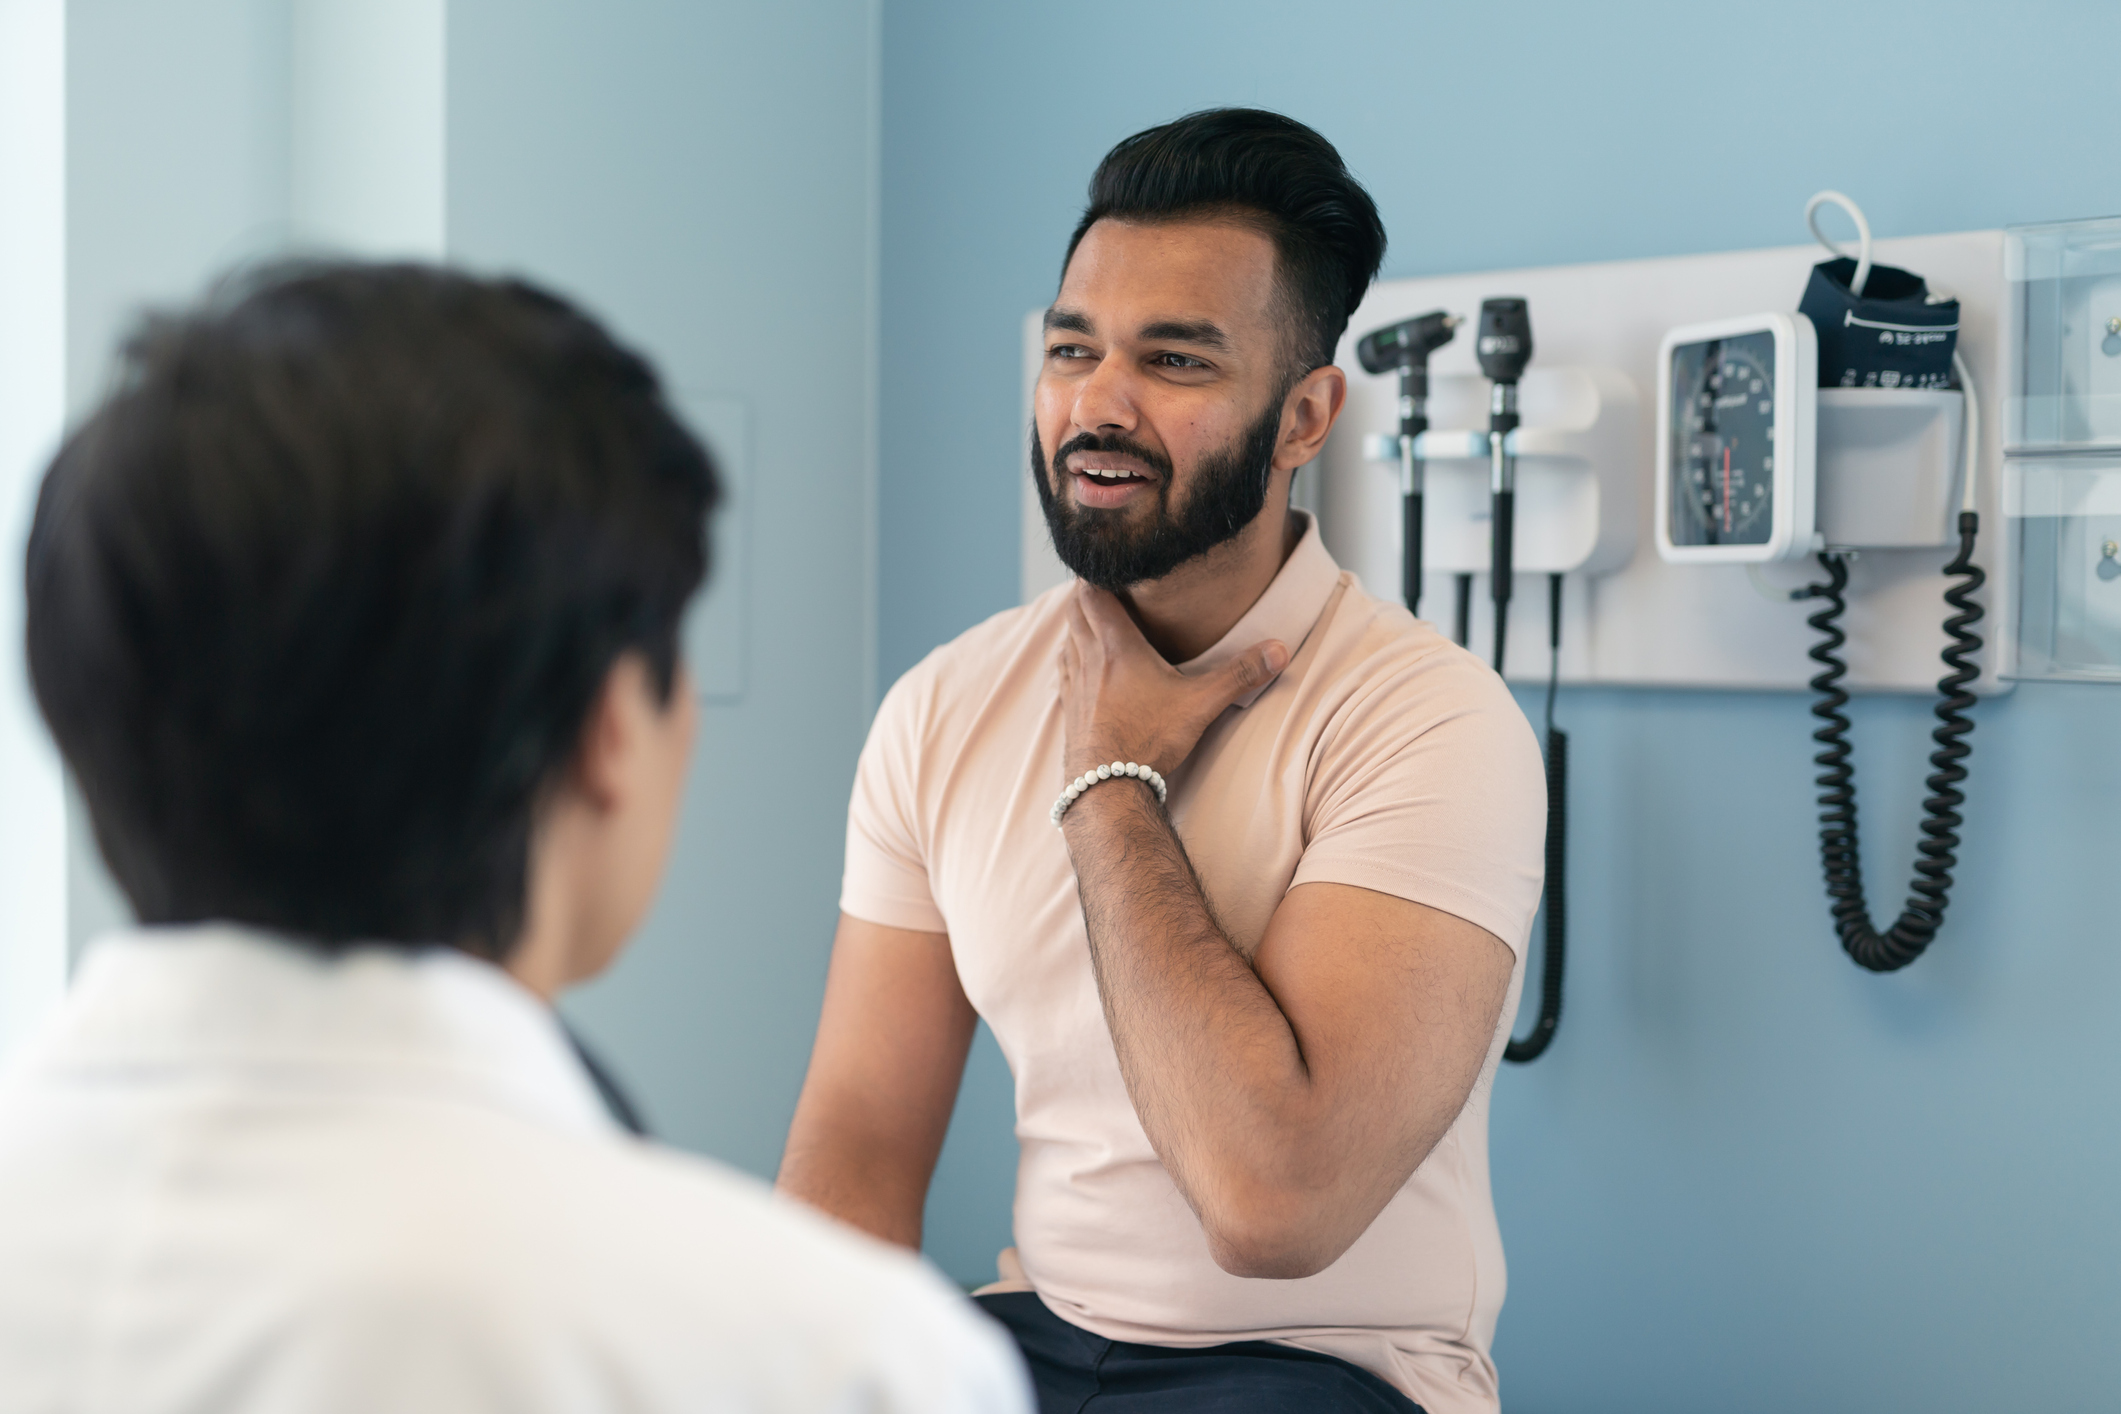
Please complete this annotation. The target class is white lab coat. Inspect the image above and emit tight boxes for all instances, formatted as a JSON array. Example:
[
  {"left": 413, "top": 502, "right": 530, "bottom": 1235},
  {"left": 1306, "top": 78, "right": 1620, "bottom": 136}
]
[{"left": 0, "top": 926, "right": 1031, "bottom": 1414}]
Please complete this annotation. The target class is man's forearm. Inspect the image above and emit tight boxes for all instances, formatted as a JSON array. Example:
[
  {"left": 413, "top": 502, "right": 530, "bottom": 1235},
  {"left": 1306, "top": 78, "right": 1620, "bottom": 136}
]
[
  {"left": 778, "top": 1124, "right": 932, "bottom": 1249},
  {"left": 1062, "top": 779, "right": 1323, "bottom": 1243},
  {"left": 777, "top": 915, "right": 975, "bottom": 1252}
]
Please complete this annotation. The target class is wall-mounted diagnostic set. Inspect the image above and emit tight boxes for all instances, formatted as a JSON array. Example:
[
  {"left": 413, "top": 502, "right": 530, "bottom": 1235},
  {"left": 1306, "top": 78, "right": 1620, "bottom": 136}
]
[{"left": 1323, "top": 191, "right": 2032, "bottom": 1059}]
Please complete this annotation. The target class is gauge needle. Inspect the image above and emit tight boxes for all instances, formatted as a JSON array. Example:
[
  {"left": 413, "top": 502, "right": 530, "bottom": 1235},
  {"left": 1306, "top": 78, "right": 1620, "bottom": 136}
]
[{"left": 1722, "top": 445, "right": 1732, "bottom": 535}]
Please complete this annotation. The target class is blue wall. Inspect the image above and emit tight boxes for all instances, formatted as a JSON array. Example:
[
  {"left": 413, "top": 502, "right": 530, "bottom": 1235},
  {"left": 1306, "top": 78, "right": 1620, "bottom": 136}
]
[
  {"left": 882, "top": 2, "right": 2121, "bottom": 1408},
  {"left": 445, "top": 0, "right": 880, "bottom": 1179}
]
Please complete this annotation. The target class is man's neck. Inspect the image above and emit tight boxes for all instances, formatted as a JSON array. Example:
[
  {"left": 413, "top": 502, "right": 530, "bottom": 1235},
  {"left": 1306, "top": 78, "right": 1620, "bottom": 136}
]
[{"left": 1119, "top": 501, "right": 1301, "bottom": 663}]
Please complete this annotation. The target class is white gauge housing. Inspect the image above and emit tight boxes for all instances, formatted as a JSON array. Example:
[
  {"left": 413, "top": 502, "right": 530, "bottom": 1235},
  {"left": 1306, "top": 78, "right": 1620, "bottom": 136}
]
[{"left": 1655, "top": 311, "right": 1818, "bottom": 564}]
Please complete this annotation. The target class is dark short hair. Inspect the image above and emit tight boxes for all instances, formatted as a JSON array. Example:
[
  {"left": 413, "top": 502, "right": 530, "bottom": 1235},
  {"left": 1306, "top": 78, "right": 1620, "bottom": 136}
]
[
  {"left": 1063, "top": 108, "right": 1387, "bottom": 374},
  {"left": 26, "top": 262, "right": 720, "bottom": 960}
]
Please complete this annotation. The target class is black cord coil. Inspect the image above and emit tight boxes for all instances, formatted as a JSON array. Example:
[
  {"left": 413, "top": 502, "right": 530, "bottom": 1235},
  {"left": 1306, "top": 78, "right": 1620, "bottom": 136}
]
[
  {"left": 1506, "top": 574, "right": 1567, "bottom": 1062},
  {"left": 1803, "top": 511, "right": 1985, "bottom": 972}
]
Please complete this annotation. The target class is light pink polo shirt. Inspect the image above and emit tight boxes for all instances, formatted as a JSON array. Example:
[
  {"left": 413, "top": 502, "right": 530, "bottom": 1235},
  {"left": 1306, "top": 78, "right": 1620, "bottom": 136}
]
[{"left": 841, "top": 514, "right": 1546, "bottom": 1414}]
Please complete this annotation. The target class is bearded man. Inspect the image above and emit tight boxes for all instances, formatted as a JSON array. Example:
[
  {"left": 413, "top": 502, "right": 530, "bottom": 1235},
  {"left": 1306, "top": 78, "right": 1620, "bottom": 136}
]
[{"left": 779, "top": 109, "right": 1546, "bottom": 1414}]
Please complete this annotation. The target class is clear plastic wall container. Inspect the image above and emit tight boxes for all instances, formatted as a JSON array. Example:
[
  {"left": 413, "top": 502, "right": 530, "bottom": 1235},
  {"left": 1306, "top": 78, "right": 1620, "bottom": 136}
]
[
  {"left": 2006, "top": 216, "right": 2121, "bottom": 452},
  {"left": 2004, "top": 216, "right": 2121, "bottom": 680},
  {"left": 2008, "top": 456, "right": 2121, "bottom": 680}
]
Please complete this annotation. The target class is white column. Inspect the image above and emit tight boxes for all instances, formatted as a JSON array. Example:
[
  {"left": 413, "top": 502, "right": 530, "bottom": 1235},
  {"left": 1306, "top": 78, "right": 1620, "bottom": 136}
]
[{"left": 0, "top": 0, "right": 70, "bottom": 1059}]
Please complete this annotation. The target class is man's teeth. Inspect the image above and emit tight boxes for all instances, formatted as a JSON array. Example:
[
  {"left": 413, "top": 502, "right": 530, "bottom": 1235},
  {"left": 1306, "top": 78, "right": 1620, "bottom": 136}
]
[{"left": 1083, "top": 468, "right": 1139, "bottom": 481}]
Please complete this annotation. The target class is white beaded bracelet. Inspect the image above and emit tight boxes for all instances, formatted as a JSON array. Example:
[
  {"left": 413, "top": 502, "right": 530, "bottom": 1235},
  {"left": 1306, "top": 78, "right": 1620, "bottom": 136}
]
[{"left": 1051, "top": 761, "right": 1167, "bottom": 827}]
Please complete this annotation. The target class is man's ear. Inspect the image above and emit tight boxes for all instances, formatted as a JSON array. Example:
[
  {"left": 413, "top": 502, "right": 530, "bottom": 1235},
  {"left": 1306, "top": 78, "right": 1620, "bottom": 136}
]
[
  {"left": 570, "top": 653, "right": 655, "bottom": 814},
  {"left": 1275, "top": 364, "right": 1347, "bottom": 472}
]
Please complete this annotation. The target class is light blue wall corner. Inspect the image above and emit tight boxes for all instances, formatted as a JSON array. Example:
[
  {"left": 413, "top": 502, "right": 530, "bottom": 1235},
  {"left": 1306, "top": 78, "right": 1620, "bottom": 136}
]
[
  {"left": 883, "top": 0, "right": 2121, "bottom": 1404},
  {"left": 61, "top": 0, "right": 300, "bottom": 966},
  {"left": 47, "top": 0, "right": 883, "bottom": 1181}
]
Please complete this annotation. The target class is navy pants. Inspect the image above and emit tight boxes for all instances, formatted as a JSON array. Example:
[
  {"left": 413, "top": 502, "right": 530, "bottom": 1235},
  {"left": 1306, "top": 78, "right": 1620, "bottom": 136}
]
[{"left": 976, "top": 1292, "right": 1425, "bottom": 1414}]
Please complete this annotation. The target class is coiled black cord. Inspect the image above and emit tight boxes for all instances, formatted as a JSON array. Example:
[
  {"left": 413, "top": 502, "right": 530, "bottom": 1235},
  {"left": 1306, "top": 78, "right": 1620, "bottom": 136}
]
[
  {"left": 1802, "top": 511, "right": 1985, "bottom": 972},
  {"left": 1507, "top": 574, "right": 1567, "bottom": 1061}
]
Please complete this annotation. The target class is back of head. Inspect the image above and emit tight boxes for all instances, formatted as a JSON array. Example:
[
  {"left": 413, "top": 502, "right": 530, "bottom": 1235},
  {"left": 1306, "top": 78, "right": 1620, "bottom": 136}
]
[
  {"left": 1065, "top": 108, "right": 1387, "bottom": 376},
  {"left": 26, "top": 262, "right": 720, "bottom": 961}
]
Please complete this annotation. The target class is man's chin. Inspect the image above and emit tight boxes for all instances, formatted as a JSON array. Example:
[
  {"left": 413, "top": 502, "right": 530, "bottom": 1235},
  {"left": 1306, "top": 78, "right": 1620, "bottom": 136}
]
[
  {"left": 1050, "top": 530, "right": 1191, "bottom": 591},
  {"left": 1059, "top": 501, "right": 1148, "bottom": 534}
]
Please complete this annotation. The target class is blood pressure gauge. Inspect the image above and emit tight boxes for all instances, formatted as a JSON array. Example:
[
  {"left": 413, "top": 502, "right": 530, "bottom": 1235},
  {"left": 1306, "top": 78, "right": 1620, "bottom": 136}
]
[{"left": 1655, "top": 312, "right": 1819, "bottom": 563}]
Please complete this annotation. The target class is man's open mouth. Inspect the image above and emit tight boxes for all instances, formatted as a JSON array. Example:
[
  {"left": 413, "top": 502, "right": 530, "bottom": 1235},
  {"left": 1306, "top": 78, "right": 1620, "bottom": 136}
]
[{"left": 1070, "top": 466, "right": 1153, "bottom": 486}]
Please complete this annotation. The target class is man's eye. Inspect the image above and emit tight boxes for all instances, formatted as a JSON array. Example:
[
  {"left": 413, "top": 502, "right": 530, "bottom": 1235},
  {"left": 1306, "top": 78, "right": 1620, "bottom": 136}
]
[
  {"left": 1047, "top": 344, "right": 1092, "bottom": 360},
  {"left": 1154, "top": 352, "right": 1207, "bottom": 369}
]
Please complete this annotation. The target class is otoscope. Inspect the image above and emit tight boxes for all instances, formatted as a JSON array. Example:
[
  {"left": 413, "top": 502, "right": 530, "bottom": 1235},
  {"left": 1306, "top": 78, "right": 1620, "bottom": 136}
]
[
  {"left": 1356, "top": 311, "right": 1460, "bottom": 618},
  {"left": 1471, "top": 295, "right": 1561, "bottom": 1064},
  {"left": 1476, "top": 298, "right": 1532, "bottom": 671}
]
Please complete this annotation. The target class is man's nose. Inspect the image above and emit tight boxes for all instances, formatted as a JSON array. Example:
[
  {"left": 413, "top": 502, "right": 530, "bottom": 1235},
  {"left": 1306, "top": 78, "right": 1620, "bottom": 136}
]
[{"left": 1072, "top": 353, "right": 1139, "bottom": 436}]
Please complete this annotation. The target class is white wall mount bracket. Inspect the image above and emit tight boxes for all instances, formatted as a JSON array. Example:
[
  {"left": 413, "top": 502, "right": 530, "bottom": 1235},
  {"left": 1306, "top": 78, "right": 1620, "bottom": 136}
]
[{"left": 1360, "top": 363, "right": 1638, "bottom": 578}]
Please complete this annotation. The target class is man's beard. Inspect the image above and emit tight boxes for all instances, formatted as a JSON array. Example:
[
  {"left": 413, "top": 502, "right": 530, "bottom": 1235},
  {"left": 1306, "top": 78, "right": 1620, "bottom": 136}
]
[{"left": 1031, "top": 396, "right": 1284, "bottom": 591}]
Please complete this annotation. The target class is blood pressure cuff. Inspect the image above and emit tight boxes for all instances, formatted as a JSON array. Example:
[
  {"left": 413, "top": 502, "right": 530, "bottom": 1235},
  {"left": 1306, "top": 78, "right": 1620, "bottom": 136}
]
[{"left": 1798, "top": 256, "right": 1958, "bottom": 390}]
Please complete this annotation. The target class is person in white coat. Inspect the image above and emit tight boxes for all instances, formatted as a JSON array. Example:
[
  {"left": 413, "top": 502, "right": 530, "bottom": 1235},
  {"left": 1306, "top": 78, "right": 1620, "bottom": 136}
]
[{"left": 0, "top": 263, "right": 1031, "bottom": 1414}]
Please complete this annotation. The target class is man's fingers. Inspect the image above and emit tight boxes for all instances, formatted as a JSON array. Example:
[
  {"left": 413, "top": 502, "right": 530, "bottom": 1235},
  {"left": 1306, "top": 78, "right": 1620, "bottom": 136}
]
[
  {"left": 1063, "top": 595, "right": 1096, "bottom": 667},
  {"left": 1064, "top": 591, "right": 1091, "bottom": 640},
  {"left": 1076, "top": 583, "right": 1145, "bottom": 648},
  {"left": 1214, "top": 640, "right": 1290, "bottom": 700}
]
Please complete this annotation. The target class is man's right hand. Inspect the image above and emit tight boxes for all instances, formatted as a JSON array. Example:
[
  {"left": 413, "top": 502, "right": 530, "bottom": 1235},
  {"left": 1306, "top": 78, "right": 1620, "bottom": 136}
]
[
  {"left": 1059, "top": 582, "right": 1288, "bottom": 782},
  {"left": 776, "top": 914, "right": 975, "bottom": 1249}
]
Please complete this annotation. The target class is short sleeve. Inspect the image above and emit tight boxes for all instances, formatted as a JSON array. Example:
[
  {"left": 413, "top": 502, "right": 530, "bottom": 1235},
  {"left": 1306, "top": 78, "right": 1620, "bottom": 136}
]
[
  {"left": 839, "top": 671, "right": 949, "bottom": 934},
  {"left": 1289, "top": 650, "right": 1547, "bottom": 957}
]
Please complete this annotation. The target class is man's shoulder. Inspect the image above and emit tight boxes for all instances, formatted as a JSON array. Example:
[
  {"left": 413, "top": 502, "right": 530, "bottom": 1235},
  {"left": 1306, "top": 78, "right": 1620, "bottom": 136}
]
[
  {"left": 878, "top": 585, "right": 1070, "bottom": 723},
  {"left": 0, "top": 1080, "right": 1026, "bottom": 1412},
  {"left": 289, "top": 1117, "right": 1023, "bottom": 1408},
  {"left": 390, "top": 1115, "right": 965, "bottom": 1313},
  {"left": 564, "top": 1135, "right": 928, "bottom": 1286},
  {"left": 1309, "top": 573, "right": 1517, "bottom": 714}
]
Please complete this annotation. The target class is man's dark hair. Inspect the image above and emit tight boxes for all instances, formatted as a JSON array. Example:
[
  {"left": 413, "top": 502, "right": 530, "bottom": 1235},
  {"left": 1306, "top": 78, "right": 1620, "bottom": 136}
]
[
  {"left": 1063, "top": 108, "right": 1387, "bottom": 374},
  {"left": 25, "top": 262, "right": 720, "bottom": 961}
]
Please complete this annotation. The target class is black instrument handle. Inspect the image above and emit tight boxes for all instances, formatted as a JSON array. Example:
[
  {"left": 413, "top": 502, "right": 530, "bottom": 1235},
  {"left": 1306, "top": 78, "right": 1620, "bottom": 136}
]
[
  {"left": 1400, "top": 407, "right": 1428, "bottom": 618},
  {"left": 1403, "top": 490, "right": 1423, "bottom": 616},
  {"left": 1491, "top": 488, "right": 1515, "bottom": 604},
  {"left": 1490, "top": 488, "right": 1515, "bottom": 670}
]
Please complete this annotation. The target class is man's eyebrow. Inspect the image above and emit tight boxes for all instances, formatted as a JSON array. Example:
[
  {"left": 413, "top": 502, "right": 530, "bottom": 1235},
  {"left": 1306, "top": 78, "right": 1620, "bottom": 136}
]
[
  {"left": 1044, "top": 307, "right": 1093, "bottom": 335},
  {"left": 1137, "top": 318, "right": 1229, "bottom": 350}
]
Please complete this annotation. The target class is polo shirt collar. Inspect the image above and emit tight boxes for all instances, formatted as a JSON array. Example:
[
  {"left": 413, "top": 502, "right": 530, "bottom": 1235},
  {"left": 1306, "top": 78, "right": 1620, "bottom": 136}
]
[{"left": 1174, "top": 510, "right": 1341, "bottom": 709}]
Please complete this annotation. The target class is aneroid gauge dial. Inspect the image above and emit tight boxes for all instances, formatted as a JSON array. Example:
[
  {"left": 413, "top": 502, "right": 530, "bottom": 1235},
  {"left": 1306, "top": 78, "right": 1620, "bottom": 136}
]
[{"left": 1656, "top": 312, "right": 1819, "bottom": 564}]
